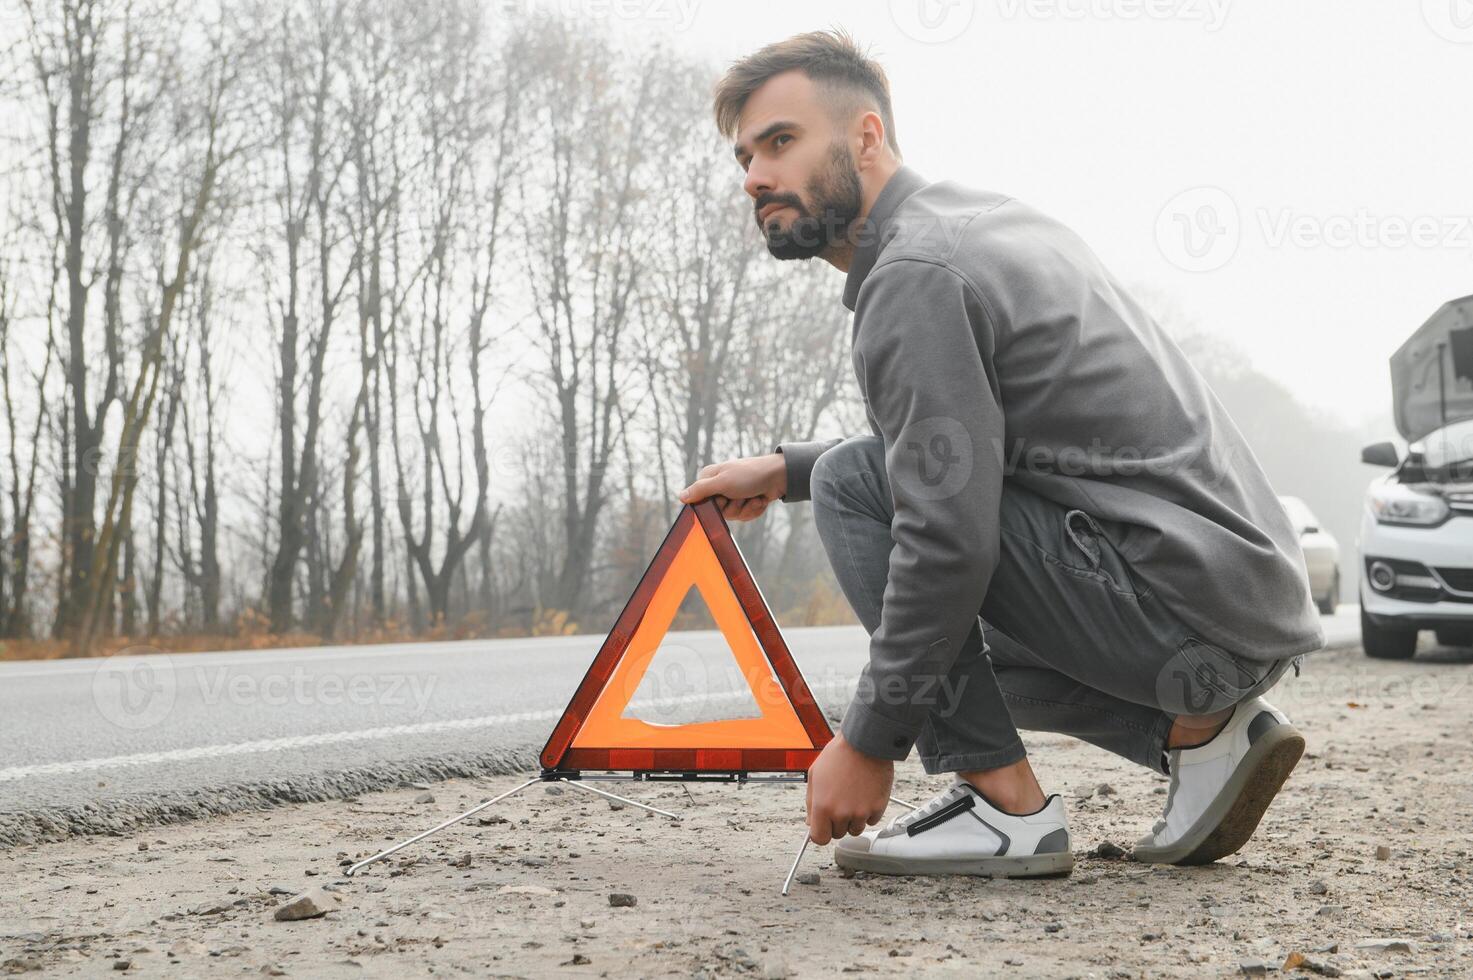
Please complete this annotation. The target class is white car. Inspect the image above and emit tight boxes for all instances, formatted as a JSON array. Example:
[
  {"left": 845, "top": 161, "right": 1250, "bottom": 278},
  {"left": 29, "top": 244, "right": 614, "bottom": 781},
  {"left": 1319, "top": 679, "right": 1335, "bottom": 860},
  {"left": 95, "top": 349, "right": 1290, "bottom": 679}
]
[
  {"left": 1358, "top": 293, "right": 1473, "bottom": 659},
  {"left": 1278, "top": 495, "right": 1340, "bottom": 615}
]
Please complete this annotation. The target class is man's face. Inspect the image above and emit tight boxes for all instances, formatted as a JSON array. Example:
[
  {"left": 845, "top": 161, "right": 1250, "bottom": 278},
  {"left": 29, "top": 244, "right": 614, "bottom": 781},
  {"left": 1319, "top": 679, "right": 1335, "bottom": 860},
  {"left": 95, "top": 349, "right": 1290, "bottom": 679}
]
[{"left": 732, "top": 71, "right": 863, "bottom": 261}]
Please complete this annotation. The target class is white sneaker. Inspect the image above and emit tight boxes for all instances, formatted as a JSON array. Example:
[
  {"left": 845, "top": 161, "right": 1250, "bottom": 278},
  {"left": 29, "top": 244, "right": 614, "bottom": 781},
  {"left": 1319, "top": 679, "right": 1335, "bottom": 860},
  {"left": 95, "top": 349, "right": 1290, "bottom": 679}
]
[
  {"left": 1133, "top": 696, "right": 1304, "bottom": 865},
  {"left": 832, "top": 779, "right": 1073, "bottom": 878}
]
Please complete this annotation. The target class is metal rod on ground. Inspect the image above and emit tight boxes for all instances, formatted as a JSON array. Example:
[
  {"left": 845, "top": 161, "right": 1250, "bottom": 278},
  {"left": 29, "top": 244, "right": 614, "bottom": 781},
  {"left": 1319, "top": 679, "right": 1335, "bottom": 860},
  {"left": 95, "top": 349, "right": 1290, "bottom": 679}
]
[
  {"left": 780, "top": 834, "right": 810, "bottom": 897},
  {"left": 780, "top": 794, "right": 916, "bottom": 895},
  {"left": 561, "top": 778, "right": 682, "bottom": 820},
  {"left": 345, "top": 777, "right": 541, "bottom": 877}
]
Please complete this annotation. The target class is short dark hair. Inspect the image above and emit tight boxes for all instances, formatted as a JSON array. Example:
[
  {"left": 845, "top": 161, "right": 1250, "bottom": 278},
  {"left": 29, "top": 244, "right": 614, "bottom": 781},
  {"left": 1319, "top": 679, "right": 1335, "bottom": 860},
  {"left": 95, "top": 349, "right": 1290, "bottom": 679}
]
[{"left": 712, "top": 29, "right": 901, "bottom": 158}]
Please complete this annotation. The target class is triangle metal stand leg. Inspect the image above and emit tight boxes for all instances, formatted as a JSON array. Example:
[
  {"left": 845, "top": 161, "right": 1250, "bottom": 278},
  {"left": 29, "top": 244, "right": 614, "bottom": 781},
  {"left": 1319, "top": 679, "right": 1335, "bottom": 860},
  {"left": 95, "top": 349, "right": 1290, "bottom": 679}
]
[
  {"left": 344, "top": 775, "right": 684, "bottom": 878},
  {"left": 343, "top": 778, "right": 912, "bottom": 891},
  {"left": 346, "top": 776, "right": 542, "bottom": 877},
  {"left": 560, "top": 777, "right": 683, "bottom": 820}
]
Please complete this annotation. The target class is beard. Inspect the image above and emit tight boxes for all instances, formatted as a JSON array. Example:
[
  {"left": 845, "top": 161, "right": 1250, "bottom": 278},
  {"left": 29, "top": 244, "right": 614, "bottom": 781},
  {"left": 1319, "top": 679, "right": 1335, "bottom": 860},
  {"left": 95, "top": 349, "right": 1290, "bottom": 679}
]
[{"left": 754, "top": 141, "right": 863, "bottom": 261}]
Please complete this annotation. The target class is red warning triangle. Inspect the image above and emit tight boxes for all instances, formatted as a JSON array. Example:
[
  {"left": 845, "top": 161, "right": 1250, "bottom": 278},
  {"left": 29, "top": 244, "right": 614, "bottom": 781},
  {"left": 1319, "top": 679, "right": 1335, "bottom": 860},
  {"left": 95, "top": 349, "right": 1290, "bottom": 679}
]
[{"left": 540, "top": 500, "right": 833, "bottom": 775}]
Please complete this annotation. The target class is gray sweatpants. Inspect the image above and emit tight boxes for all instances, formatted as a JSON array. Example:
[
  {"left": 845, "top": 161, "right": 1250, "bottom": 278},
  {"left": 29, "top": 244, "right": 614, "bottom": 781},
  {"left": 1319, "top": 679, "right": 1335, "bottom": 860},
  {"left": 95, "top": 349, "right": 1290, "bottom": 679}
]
[{"left": 810, "top": 435, "right": 1292, "bottom": 777}]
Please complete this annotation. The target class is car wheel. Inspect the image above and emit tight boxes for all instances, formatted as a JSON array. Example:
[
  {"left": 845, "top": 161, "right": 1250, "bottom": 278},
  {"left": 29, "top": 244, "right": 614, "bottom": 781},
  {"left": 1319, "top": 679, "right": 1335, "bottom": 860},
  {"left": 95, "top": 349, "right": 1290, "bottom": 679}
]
[
  {"left": 1434, "top": 628, "right": 1473, "bottom": 648},
  {"left": 1317, "top": 569, "right": 1339, "bottom": 615},
  {"left": 1361, "top": 607, "right": 1417, "bottom": 660}
]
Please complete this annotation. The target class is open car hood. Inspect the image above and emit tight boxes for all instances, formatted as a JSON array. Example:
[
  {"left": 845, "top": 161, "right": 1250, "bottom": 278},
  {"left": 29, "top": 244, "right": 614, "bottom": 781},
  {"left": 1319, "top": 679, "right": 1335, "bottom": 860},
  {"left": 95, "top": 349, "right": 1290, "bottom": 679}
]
[{"left": 1391, "top": 294, "right": 1473, "bottom": 442}]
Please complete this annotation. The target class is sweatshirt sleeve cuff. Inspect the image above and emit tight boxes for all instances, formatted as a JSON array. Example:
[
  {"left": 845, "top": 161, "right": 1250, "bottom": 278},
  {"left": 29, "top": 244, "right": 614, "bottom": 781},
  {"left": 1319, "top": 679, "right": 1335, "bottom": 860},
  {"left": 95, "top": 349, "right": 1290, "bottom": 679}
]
[
  {"left": 839, "top": 694, "right": 920, "bottom": 762},
  {"left": 774, "top": 438, "right": 842, "bottom": 504}
]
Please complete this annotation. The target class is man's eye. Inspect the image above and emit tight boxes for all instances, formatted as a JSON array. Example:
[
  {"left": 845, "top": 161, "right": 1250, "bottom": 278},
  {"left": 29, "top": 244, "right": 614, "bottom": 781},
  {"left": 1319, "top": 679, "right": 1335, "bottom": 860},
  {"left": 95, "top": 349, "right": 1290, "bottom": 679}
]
[{"left": 773, "top": 134, "right": 792, "bottom": 148}]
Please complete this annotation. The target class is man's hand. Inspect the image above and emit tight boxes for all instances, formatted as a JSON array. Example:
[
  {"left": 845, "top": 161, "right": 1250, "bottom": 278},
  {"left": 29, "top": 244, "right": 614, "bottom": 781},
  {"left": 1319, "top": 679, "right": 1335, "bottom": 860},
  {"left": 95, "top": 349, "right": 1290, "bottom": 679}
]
[
  {"left": 678, "top": 453, "right": 787, "bottom": 522},
  {"left": 805, "top": 732, "right": 894, "bottom": 845}
]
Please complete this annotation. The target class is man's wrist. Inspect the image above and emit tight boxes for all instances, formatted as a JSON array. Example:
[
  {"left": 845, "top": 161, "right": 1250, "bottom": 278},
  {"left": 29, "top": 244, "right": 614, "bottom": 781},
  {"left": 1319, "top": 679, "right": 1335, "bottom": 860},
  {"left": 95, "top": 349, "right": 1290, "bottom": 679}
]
[{"left": 765, "top": 451, "right": 788, "bottom": 500}]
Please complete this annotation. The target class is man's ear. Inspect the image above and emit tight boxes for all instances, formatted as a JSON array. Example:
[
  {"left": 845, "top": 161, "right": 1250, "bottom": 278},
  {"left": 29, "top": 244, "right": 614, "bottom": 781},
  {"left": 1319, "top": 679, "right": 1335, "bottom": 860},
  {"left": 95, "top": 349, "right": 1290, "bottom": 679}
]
[{"left": 854, "top": 109, "right": 889, "bottom": 170}]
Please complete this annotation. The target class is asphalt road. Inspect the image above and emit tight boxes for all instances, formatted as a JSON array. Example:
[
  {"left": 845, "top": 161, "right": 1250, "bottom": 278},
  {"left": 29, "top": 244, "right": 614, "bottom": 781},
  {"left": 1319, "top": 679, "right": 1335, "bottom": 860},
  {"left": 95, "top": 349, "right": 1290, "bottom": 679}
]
[{"left": 0, "top": 608, "right": 1363, "bottom": 845}]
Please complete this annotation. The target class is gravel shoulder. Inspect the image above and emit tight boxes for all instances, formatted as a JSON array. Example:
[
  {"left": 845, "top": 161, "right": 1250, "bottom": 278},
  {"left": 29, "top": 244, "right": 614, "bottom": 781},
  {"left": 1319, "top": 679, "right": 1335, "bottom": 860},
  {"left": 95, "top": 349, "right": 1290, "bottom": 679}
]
[{"left": 3, "top": 643, "right": 1471, "bottom": 978}]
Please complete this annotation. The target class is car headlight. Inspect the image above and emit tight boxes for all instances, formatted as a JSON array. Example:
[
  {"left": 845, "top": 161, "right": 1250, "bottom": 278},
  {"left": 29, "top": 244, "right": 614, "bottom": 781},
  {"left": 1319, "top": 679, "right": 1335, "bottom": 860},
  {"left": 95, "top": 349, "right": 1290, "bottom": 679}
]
[{"left": 1368, "top": 483, "right": 1450, "bottom": 526}]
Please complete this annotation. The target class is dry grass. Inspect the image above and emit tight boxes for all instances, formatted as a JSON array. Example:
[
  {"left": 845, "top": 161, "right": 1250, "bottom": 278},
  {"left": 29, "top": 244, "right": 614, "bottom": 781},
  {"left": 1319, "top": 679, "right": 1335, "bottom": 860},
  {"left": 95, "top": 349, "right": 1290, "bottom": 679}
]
[{"left": 0, "top": 584, "right": 861, "bottom": 663}]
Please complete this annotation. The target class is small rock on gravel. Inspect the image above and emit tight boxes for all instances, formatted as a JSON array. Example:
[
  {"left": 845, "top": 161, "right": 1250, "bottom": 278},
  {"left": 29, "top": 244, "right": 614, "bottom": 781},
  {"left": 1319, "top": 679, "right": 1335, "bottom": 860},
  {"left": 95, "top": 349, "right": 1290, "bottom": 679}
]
[
  {"left": 796, "top": 872, "right": 820, "bottom": 886},
  {"left": 608, "top": 893, "right": 637, "bottom": 908},
  {"left": 272, "top": 887, "right": 336, "bottom": 922},
  {"left": 1283, "top": 951, "right": 1342, "bottom": 976},
  {"left": 413, "top": 792, "right": 435, "bottom": 804},
  {"left": 189, "top": 899, "right": 234, "bottom": 916},
  {"left": 1092, "top": 841, "right": 1127, "bottom": 859}
]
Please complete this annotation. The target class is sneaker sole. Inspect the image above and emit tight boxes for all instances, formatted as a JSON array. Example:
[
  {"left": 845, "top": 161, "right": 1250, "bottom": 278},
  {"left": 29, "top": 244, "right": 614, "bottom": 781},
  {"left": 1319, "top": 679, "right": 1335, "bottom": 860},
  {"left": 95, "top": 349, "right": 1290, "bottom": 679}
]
[
  {"left": 1132, "top": 722, "right": 1304, "bottom": 866},
  {"left": 832, "top": 847, "right": 1075, "bottom": 879}
]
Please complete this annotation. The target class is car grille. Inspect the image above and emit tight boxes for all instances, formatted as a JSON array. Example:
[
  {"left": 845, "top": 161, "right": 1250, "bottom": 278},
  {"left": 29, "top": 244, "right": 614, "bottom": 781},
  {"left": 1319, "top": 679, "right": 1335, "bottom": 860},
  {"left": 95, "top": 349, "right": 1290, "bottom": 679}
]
[
  {"left": 1444, "top": 491, "right": 1473, "bottom": 516},
  {"left": 1435, "top": 566, "right": 1473, "bottom": 594},
  {"left": 1366, "top": 557, "right": 1473, "bottom": 604}
]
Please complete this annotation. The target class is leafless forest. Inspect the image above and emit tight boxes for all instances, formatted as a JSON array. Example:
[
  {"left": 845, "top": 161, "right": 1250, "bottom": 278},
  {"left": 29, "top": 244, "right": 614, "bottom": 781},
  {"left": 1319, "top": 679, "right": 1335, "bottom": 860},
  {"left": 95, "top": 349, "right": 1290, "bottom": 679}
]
[
  {"left": 0, "top": 0, "right": 869, "bottom": 657},
  {"left": 0, "top": 1, "right": 1374, "bottom": 659}
]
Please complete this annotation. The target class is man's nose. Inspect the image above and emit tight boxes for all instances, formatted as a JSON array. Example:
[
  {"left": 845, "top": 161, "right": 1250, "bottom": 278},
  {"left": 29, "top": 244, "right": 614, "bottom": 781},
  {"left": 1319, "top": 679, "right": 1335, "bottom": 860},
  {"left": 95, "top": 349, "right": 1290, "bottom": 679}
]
[{"left": 743, "top": 163, "right": 774, "bottom": 201}]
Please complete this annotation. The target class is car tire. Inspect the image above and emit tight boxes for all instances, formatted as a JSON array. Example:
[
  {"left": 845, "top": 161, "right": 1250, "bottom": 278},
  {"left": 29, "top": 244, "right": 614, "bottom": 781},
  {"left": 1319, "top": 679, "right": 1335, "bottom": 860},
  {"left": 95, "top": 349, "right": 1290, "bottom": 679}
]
[
  {"left": 1434, "top": 628, "right": 1473, "bottom": 648},
  {"left": 1317, "top": 570, "right": 1339, "bottom": 615},
  {"left": 1361, "top": 607, "right": 1417, "bottom": 660}
]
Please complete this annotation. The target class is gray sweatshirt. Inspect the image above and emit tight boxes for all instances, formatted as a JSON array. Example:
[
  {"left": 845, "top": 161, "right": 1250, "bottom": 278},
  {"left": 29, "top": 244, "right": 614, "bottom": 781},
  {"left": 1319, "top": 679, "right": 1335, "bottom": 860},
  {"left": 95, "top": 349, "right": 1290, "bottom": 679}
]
[{"left": 775, "top": 165, "right": 1325, "bottom": 760}]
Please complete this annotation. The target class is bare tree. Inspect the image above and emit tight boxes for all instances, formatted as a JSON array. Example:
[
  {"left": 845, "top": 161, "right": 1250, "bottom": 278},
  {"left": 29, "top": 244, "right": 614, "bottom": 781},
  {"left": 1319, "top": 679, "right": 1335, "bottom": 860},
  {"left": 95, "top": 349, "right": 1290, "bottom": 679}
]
[
  {"left": 69, "top": 4, "right": 245, "bottom": 654},
  {"left": 21, "top": 0, "right": 170, "bottom": 641},
  {"left": 138, "top": 334, "right": 183, "bottom": 633},
  {"left": 517, "top": 25, "right": 675, "bottom": 620},
  {"left": 0, "top": 249, "right": 56, "bottom": 639},
  {"left": 178, "top": 262, "right": 227, "bottom": 631},
  {"left": 259, "top": 0, "right": 360, "bottom": 633},
  {"left": 385, "top": 0, "right": 519, "bottom": 627}
]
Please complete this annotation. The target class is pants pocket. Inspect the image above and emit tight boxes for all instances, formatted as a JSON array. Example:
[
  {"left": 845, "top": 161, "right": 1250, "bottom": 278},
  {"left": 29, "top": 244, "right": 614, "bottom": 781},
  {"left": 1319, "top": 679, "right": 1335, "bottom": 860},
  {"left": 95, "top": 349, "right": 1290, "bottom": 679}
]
[{"left": 1056, "top": 508, "right": 1152, "bottom": 601}]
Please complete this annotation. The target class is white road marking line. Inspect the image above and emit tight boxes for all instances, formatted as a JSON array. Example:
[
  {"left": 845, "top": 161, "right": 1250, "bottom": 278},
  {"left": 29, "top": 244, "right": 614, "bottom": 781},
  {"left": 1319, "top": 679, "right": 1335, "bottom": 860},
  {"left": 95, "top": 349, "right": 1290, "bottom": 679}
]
[
  {"left": 0, "top": 637, "right": 595, "bottom": 679},
  {"left": 0, "top": 681, "right": 854, "bottom": 783}
]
